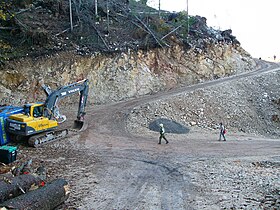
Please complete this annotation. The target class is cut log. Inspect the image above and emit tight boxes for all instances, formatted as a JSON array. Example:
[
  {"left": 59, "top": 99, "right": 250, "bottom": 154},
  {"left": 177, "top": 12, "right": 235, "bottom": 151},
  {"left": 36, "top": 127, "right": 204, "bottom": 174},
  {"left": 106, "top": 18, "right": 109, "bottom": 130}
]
[
  {"left": 0, "top": 179, "right": 70, "bottom": 210},
  {"left": 0, "top": 174, "right": 42, "bottom": 203}
]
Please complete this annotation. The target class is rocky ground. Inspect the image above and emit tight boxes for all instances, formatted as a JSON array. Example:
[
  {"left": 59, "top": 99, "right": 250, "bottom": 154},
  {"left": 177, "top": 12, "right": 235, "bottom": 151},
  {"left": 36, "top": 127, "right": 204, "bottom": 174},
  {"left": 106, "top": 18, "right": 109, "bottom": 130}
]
[
  {"left": 126, "top": 61, "right": 280, "bottom": 138},
  {"left": 123, "top": 60, "right": 280, "bottom": 209},
  {"left": 7, "top": 60, "right": 279, "bottom": 210},
  {"left": 187, "top": 155, "right": 280, "bottom": 209}
]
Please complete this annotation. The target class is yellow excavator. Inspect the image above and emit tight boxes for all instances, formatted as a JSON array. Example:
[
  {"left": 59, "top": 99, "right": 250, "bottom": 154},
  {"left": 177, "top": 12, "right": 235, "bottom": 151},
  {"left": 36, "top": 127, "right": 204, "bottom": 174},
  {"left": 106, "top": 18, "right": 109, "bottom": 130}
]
[{"left": 6, "top": 79, "right": 89, "bottom": 147}]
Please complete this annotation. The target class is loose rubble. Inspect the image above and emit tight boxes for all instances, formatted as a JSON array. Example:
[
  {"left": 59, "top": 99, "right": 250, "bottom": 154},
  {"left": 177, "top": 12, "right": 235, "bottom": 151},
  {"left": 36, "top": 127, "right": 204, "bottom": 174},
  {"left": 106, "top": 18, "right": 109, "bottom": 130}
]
[
  {"left": 187, "top": 157, "right": 280, "bottom": 209},
  {"left": 127, "top": 69, "right": 280, "bottom": 138}
]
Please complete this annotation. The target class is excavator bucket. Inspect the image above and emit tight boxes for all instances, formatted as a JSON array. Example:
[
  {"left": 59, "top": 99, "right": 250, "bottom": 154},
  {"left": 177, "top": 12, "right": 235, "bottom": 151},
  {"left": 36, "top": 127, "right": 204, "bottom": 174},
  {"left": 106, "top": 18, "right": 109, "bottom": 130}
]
[{"left": 73, "top": 120, "right": 88, "bottom": 131}]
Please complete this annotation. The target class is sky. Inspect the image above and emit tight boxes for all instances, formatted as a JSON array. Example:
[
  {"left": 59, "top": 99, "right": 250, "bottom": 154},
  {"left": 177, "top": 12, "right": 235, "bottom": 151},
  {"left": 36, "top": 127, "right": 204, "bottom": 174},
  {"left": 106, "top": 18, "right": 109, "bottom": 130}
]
[{"left": 147, "top": 0, "right": 280, "bottom": 60}]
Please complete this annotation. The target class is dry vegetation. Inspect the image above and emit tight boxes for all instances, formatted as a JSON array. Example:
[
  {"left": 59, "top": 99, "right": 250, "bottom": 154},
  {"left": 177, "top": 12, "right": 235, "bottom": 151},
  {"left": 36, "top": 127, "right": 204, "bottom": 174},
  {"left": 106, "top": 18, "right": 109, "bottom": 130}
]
[{"left": 0, "top": 0, "right": 238, "bottom": 64}]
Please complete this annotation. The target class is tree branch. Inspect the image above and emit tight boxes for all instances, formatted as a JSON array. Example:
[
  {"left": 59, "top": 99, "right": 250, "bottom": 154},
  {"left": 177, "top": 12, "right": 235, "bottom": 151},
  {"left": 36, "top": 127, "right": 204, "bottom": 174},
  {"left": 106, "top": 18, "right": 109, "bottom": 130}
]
[
  {"left": 133, "top": 14, "right": 165, "bottom": 48},
  {"left": 161, "top": 25, "right": 182, "bottom": 40},
  {"left": 91, "top": 23, "right": 110, "bottom": 50}
]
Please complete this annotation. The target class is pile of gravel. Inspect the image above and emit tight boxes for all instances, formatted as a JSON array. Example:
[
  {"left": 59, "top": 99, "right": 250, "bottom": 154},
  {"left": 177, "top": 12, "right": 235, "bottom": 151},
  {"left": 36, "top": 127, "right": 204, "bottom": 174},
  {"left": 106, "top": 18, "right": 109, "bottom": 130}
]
[{"left": 148, "top": 118, "right": 190, "bottom": 134}]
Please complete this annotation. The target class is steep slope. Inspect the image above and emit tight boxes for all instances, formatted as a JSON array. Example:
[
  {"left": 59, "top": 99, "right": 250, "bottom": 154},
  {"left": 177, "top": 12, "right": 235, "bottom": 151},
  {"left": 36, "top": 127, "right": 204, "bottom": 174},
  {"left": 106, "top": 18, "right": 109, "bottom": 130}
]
[
  {"left": 127, "top": 61, "right": 280, "bottom": 138},
  {"left": 0, "top": 43, "right": 255, "bottom": 105}
]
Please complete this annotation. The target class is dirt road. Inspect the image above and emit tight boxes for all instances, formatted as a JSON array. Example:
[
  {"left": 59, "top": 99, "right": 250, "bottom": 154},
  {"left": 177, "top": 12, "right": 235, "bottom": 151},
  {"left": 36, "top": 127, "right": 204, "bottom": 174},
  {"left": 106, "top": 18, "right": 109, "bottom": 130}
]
[{"left": 21, "top": 60, "right": 280, "bottom": 209}]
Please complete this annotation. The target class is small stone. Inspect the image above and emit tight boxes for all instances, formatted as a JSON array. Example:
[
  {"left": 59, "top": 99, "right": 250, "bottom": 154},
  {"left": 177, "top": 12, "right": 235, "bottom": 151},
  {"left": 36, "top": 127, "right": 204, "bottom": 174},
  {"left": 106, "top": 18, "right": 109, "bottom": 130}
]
[{"left": 190, "top": 121, "right": 197, "bottom": 126}]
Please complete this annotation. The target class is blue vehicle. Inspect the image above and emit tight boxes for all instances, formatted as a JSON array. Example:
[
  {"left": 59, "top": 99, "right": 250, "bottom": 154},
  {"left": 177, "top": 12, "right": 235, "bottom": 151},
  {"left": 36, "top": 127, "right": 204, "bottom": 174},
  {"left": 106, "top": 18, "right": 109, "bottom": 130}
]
[{"left": 0, "top": 106, "right": 23, "bottom": 145}]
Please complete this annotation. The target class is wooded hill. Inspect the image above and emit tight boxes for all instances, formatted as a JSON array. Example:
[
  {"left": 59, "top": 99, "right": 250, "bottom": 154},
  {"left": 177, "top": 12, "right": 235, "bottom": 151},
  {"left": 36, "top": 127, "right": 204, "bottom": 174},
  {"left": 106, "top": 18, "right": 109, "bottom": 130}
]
[{"left": 0, "top": 0, "right": 239, "bottom": 65}]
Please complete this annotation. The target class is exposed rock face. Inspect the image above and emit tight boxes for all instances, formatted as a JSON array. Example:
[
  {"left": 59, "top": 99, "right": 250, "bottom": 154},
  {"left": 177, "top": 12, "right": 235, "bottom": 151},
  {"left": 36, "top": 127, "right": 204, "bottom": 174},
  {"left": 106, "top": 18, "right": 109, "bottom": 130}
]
[{"left": 0, "top": 43, "right": 255, "bottom": 105}]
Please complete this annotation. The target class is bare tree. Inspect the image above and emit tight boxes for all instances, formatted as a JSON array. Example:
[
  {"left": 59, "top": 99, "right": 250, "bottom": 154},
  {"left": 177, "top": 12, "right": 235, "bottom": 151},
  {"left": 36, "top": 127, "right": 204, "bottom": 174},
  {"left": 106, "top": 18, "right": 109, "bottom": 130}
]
[
  {"left": 95, "top": 0, "right": 98, "bottom": 17},
  {"left": 158, "top": 0, "right": 160, "bottom": 18},
  {"left": 186, "top": 0, "right": 189, "bottom": 36},
  {"left": 106, "top": 0, "right": 109, "bottom": 34},
  {"left": 69, "top": 0, "right": 73, "bottom": 31}
]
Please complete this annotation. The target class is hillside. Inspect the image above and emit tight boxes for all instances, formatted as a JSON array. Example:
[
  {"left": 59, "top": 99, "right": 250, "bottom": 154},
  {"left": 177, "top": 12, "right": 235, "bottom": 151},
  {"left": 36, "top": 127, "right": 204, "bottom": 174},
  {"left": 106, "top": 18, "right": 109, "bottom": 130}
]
[
  {"left": 0, "top": 0, "right": 240, "bottom": 63},
  {"left": 0, "top": 1, "right": 280, "bottom": 209},
  {"left": 0, "top": 1, "right": 257, "bottom": 106},
  {"left": 0, "top": 0, "right": 269, "bottom": 138},
  {"left": 127, "top": 61, "right": 280, "bottom": 138},
  {"left": 0, "top": 1, "right": 259, "bottom": 133}
]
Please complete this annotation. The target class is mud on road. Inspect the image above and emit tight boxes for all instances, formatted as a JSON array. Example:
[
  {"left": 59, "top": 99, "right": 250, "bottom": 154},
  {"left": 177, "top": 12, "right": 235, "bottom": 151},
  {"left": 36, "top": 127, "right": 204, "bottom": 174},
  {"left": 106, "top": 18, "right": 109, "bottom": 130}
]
[{"left": 17, "top": 61, "right": 280, "bottom": 209}]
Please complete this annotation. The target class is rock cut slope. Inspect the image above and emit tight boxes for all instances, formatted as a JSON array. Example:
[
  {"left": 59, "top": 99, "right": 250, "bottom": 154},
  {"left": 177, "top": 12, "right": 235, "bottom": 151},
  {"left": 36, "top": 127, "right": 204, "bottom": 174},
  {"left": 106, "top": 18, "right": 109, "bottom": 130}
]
[
  {"left": 1, "top": 1, "right": 256, "bottom": 106},
  {"left": 127, "top": 60, "right": 280, "bottom": 138}
]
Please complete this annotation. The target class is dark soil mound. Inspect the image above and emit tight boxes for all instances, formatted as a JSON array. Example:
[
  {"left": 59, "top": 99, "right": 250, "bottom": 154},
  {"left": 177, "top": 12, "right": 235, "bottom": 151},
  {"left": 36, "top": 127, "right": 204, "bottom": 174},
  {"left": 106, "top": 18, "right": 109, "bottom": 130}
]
[{"left": 149, "top": 118, "right": 190, "bottom": 134}]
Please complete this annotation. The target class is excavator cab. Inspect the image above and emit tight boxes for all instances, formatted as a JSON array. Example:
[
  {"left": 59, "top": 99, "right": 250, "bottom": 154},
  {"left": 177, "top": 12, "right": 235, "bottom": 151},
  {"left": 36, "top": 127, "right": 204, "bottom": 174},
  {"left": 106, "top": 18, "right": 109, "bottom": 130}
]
[
  {"left": 7, "top": 103, "right": 58, "bottom": 138},
  {"left": 23, "top": 105, "right": 30, "bottom": 117},
  {"left": 23, "top": 104, "right": 44, "bottom": 118},
  {"left": 32, "top": 105, "right": 43, "bottom": 118}
]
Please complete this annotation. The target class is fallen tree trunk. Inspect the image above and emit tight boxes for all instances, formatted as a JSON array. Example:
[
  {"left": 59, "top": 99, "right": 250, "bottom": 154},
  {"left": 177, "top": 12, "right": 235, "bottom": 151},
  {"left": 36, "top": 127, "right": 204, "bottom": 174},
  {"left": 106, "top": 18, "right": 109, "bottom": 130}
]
[
  {"left": 0, "top": 174, "right": 42, "bottom": 203},
  {"left": 0, "top": 179, "right": 70, "bottom": 210}
]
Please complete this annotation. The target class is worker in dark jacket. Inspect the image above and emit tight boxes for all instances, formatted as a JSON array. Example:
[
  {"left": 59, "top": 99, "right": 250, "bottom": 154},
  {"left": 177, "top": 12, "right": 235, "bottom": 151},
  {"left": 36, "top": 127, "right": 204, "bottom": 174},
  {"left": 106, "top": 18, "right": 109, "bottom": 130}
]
[
  {"left": 219, "top": 122, "right": 226, "bottom": 141},
  {"left": 159, "top": 123, "right": 169, "bottom": 144}
]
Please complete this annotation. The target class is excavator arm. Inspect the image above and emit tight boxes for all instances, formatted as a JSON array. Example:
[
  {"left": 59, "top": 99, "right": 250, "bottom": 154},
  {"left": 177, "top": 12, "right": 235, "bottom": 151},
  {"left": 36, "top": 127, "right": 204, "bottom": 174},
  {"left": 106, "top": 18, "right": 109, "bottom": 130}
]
[{"left": 42, "top": 79, "right": 89, "bottom": 124}]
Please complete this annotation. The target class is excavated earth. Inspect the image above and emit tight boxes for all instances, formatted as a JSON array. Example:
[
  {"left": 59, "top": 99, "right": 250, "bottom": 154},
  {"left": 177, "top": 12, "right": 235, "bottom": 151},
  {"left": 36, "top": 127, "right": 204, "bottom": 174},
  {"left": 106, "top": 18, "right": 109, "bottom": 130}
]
[{"left": 13, "top": 60, "right": 280, "bottom": 209}]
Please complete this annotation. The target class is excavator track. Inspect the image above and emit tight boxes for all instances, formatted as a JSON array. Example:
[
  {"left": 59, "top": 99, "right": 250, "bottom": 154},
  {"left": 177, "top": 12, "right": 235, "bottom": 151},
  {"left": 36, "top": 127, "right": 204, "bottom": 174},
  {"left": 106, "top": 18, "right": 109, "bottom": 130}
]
[
  {"left": 27, "top": 120, "right": 87, "bottom": 147},
  {"left": 28, "top": 129, "right": 69, "bottom": 147}
]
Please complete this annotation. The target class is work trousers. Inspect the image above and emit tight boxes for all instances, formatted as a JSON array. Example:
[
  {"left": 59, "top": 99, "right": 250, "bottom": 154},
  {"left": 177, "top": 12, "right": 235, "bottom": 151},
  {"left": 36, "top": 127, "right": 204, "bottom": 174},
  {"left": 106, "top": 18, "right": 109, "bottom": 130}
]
[
  {"left": 219, "top": 131, "right": 226, "bottom": 141},
  {"left": 159, "top": 134, "right": 168, "bottom": 144}
]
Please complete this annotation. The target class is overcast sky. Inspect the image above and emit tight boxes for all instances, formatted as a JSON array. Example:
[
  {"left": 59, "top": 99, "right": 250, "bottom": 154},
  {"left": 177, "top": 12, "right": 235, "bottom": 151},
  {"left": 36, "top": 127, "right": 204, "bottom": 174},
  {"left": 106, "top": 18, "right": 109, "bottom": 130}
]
[{"left": 147, "top": 0, "right": 280, "bottom": 59}]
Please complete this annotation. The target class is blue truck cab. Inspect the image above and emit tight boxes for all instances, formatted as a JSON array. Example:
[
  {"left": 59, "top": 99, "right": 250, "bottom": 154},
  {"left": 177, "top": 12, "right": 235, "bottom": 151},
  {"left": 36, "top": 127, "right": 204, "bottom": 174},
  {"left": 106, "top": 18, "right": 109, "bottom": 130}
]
[{"left": 0, "top": 106, "right": 24, "bottom": 145}]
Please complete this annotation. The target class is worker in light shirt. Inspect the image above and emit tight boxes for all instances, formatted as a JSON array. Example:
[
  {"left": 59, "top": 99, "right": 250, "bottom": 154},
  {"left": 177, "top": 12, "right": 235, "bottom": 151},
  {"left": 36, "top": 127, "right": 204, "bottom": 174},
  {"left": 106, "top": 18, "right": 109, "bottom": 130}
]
[{"left": 158, "top": 123, "right": 169, "bottom": 144}]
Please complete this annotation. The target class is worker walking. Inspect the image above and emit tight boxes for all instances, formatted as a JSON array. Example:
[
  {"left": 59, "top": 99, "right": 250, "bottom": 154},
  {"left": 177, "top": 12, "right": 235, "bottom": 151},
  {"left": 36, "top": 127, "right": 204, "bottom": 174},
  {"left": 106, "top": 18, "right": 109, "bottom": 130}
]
[
  {"left": 159, "top": 123, "right": 169, "bottom": 144},
  {"left": 219, "top": 122, "right": 226, "bottom": 141}
]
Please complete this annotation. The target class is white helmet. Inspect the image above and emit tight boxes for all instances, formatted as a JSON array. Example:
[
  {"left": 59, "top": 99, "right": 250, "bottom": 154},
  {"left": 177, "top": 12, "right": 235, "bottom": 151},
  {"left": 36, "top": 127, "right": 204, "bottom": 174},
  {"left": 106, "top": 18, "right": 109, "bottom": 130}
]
[{"left": 159, "top": 123, "right": 163, "bottom": 127}]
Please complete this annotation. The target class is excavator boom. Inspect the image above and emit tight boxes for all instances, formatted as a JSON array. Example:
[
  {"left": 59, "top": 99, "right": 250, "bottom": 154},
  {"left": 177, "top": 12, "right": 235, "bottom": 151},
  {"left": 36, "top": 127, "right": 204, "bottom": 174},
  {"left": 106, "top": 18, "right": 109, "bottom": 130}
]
[{"left": 43, "top": 79, "right": 89, "bottom": 123}]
